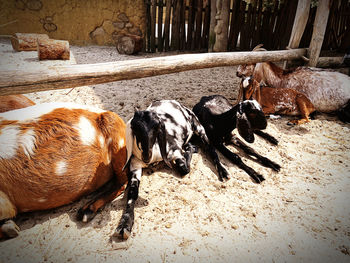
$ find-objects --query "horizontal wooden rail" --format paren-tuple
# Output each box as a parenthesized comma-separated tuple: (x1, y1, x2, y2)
(0, 48, 307, 96)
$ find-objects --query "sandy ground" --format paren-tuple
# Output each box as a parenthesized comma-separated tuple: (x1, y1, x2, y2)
(0, 40, 350, 263)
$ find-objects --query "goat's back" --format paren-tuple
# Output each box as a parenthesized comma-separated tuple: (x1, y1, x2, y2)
(0, 95, 35, 113)
(255, 63, 350, 112)
(0, 103, 126, 214)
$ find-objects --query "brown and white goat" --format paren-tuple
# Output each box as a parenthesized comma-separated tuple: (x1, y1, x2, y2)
(236, 47, 350, 121)
(0, 95, 35, 113)
(241, 76, 316, 125)
(0, 103, 128, 239)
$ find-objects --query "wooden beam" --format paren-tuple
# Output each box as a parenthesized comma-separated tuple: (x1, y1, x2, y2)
(284, 0, 311, 68)
(307, 0, 330, 67)
(0, 48, 307, 96)
(287, 0, 311, 49)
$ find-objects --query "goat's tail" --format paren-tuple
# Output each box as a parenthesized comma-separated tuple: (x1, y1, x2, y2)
(337, 100, 350, 123)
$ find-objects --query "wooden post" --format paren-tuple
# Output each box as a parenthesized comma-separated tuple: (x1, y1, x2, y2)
(11, 33, 49, 51)
(0, 48, 307, 96)
(213, 0, 230, 52)
(307, 0, 330, 67)
(208, 0, 217, 52)
(284, 0, 311, 68)
(37, 39, 70, 60)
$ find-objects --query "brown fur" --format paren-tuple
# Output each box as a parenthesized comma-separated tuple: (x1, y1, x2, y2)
(242, 77, 316, 125)
(237, 61, 350, 113)
(0, 95, 35, 113)
(0, 105, 128, 238)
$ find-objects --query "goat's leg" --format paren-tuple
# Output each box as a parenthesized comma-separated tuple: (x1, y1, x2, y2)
(228, 135, 281, 171)
(115, 163, 142, 240)
(0, 192, 19, 239)
(215, 143, 265, 183)
(183, 142, 198, 170)
(77, 180, 127, 223)
(0, 220, 20, 239)
(253, 130, 279, 145)
(191, 118, 230, 181)
(288, 95, 315, 125)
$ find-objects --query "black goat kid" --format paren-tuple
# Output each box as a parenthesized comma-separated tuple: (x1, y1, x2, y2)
(115, 100, 229, 239)
(193, 95, 281, 183)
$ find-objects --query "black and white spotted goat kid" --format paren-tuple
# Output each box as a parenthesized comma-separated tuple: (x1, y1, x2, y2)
(115, 100, 229, 239)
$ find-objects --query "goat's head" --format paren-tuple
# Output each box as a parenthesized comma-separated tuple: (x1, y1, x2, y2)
(126, 110, 170, 166)
(236, 44, 267, 78)
(236, 100, 267, 143)
(236, 64, 256, 78)
(241, 76, 257, 100)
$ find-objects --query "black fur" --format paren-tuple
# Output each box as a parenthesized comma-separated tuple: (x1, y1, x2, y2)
(193, 95, 281, 183)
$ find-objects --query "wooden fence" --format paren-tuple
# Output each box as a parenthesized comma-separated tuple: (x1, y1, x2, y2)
(145, 0, 350, 53)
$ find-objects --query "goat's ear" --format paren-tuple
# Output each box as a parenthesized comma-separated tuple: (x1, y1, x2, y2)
(246, 101, 267, 130)
(237, 104, 255, 143)
(123, 119, 134, 170)
(156, 116, 172, 168)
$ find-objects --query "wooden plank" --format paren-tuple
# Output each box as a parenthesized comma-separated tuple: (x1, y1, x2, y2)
(287, 0, 311, 49)
(171, 0, 180, 50)
(228, 0, 241, 50)
(201, 1, 210, 50)
(261, 7, 270, 48)
(253, 0, 263, 49)
(308, 0, 330, 67)
(232, 0, 243, 50)
(180, 0, 186, 50)
(0, 48, 308, 96)
(158, 0, 164, 52)
(238, 1, 247, 50)
(163, 0, 172, 51)
(268, 0, 279, 50)
(146, 0, 152, 51)
(194, 0, 203, 50)
(282, 0, 298, 49)
(187, 0, 195, 50)
(150, 0, 157, 52)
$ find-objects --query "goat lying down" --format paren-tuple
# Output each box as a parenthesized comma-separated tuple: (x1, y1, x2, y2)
(116, 100, 229, 239)
(193, 95, 281, 184)
(236, 48, 350, 122)
(241, 76, 316, 125)
(0, 103, 128, 239)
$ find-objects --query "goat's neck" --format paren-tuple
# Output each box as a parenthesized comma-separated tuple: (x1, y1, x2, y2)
(252, 84, 261, 103)
(214, 105, 238, 126)
(255, 62, 282, 87)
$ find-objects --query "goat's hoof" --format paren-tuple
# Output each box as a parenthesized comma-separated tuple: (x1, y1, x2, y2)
(114, 227, 131, 240)
(1, 220, 20, 238)
(77, 206, 96, 223)
(287, 121, 297, 126)
(219, 168, 230, 182)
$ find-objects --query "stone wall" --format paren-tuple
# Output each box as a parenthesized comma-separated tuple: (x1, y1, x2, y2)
(0, 0, 147, 46)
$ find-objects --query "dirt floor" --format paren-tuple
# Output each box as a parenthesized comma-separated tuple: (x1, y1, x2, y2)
(0, 40, 350, 263)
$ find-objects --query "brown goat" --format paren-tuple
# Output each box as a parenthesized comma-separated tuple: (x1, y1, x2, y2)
(0, 95, 35, 113)
(0, 103, 128, 239)
(241, 76, 316, 125)
(236, 46, 350, 121)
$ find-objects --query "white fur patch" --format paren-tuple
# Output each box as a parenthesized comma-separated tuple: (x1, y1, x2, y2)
(19, 129, 36, 157)
(0, 102, 105, 122)
(0, 126, 20, 159)
(242, 77, 251, 88)
(55, 160, 67, 176)
(119, 138, 125, 148)
(98, 135, 105, 147)
(74, 116, 96, 146)
(248, 99, 262, 111)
